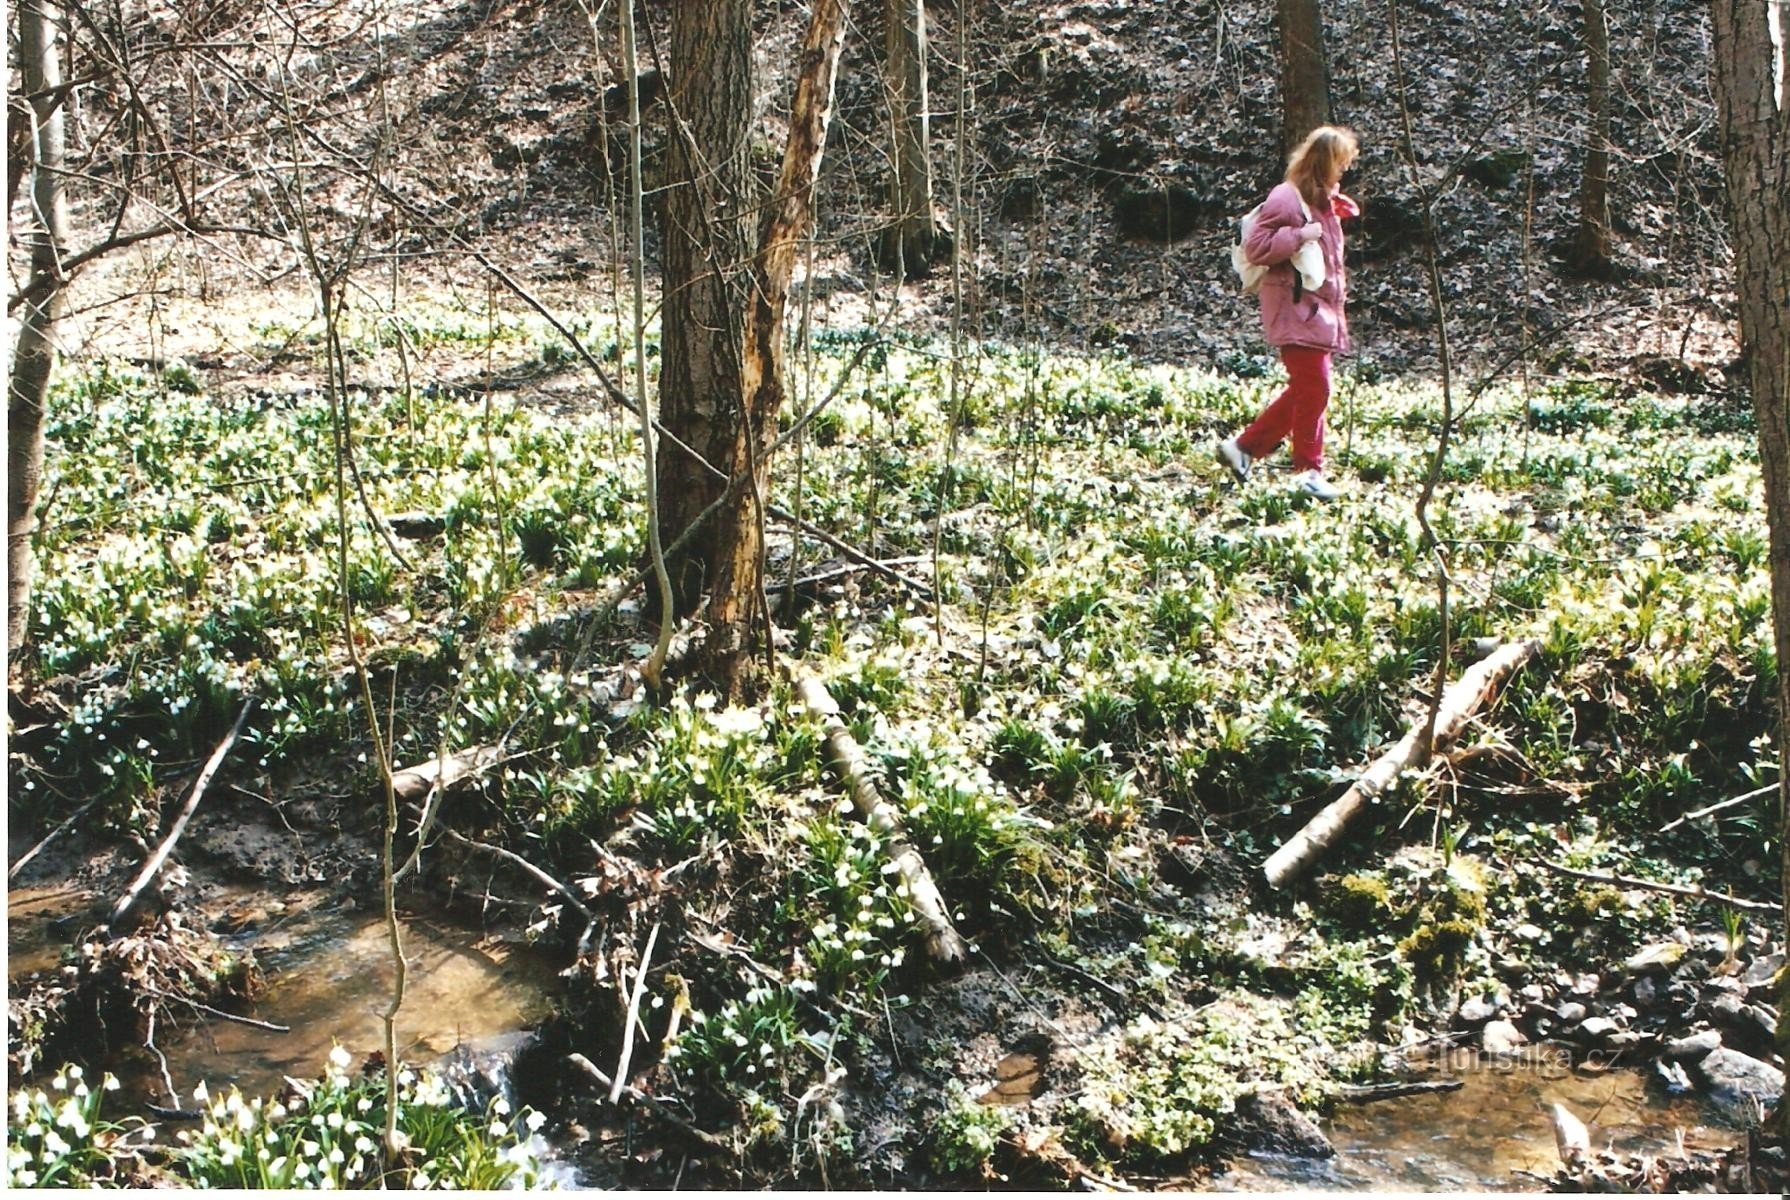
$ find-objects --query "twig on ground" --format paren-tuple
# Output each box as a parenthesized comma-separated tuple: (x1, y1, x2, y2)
(1658, 783, 1778, 833)
(109, 699, 254, 932)
(8, 797, 99, 881)
(1535, 857, 1778, 914)
(427, 818, 596, 925)
(147, 990, 291, 1033)
(609, 920, 661, 1104)
(567, 1052, 731, 1153)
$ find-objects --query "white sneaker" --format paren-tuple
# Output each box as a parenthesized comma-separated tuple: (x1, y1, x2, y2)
(1294, 469, 1341, 500)
(1215, 438, 1252, 484)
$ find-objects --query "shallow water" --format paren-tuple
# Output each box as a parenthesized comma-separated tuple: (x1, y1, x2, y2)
(1207, 1054, 1741, 1192)
(7, 883, 561, 1110)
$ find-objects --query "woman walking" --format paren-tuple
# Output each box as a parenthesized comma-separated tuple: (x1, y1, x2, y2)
(1217, 125, 1360, 500)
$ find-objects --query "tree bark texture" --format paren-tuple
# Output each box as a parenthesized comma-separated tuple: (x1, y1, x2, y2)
(705, 0, 851, 699)
(1708, 0, 1789, 1141)
(8, 0, 70, 659)
(657, 0, 756, 618)
(1570, 0, 1613, 276)
(1276, 0, 1332, 151)
(880, 0, 939, 273)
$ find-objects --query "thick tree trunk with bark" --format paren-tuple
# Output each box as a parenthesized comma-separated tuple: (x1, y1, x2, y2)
(1708, 0, 1790, 1142)
(1276, 0, 1332, 151)
(656, 0, 755, 618)
(1569, 0, 1614, 277)
(8, 0, 70, 660)
(878, 0, 941, 274)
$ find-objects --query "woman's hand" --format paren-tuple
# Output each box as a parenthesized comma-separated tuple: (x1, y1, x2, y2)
(1299, 221, 1324, 243)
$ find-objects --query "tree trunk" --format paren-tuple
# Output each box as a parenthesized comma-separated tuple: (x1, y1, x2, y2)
(1708, 0, 1790, 1143)
(705, 0, 851, 700)
(8, 0, 70, 661)
(1569, 0, 1613, 277)
(656, 0, 756, 618)
(1276, 0, 1332, 151)
(878, 0, 939, 274)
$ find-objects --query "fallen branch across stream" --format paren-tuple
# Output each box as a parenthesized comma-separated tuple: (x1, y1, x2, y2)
(1334, 1079, 1464, 1104)
(1263, 639, 1540, 889)
(109, 700, 254, 932)
(792, 673, 967, 964)
(1535, 857, 1779, 914)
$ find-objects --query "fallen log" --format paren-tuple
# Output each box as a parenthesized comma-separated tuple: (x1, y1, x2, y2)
(109, 700, 254, 932)
(792, 673, 967, 964)
(1262, 639, 1541, 889)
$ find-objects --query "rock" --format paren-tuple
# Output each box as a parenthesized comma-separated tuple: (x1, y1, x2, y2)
(1576, 1016, 1621, 1042)
(1482, 1019, 1529, 1056)
(1571, 973, 1601, 997)
(387, 512, 447, 540)
(1633, 976, 1658, 1007)
(1514, 922, 1547, 943)
(1520, 983, 1547, 1004)
(1695, 1047, 1786, 1117)
(1662, 1029, 1722, 1062)
(1743, 953, 1785, 995)
(1232, 1089, 1335, 1160)
(1459, 995, 1498, 1025)
(1556, 1002, 1589, 1025)
(1625, 941, 1687, 973)
(1655, 1059, 1694, 1095)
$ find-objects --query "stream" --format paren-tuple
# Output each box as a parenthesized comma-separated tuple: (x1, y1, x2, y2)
(1208, 1054, 1742, 1192)
(7, 882, 561, 1112)
(8, 883, 1748, 1191)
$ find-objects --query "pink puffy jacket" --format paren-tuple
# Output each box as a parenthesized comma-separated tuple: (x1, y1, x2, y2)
(1244, 181, 1359, 353)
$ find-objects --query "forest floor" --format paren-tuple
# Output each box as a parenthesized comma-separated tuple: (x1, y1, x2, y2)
(8, 0, 1785, 1192)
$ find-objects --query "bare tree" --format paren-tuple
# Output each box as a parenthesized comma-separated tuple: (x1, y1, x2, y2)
(8, 0, 70, 660)
(1708, 0, 1790, 1140)
(658, 0, 852, 697)
(1276, 0, 1333, 149)
(1568, 0, 1614, 277)
(878, 0, 942, 274)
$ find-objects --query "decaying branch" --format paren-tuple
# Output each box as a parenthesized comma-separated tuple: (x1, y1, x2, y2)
(1262, 639, 1540, 888)
(109, 700, 254, 932)
(1536, 856, 1778, 914)
(792, 672, 967, 963)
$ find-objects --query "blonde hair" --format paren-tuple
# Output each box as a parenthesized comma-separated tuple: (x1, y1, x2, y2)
(1287, 126, 1359, 207)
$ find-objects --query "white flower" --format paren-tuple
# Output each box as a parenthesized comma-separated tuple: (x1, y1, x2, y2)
(328, 1045, 353, 1070)
(525, 1110, 546, 1133)
(42, 1130, 71, 1156)
(193, 1080, 210, 1105)
(492, 1097, 511, 1116)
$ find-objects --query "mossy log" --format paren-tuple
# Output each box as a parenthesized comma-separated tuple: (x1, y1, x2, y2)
(791, 673, 968, 964)
(1262, 639, 1541, 889)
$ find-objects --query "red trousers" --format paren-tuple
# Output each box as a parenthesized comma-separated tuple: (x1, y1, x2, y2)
(1237, 346, 1331, 473)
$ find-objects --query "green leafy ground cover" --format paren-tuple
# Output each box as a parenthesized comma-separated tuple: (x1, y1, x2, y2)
(10, 310, 1779, 1181)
